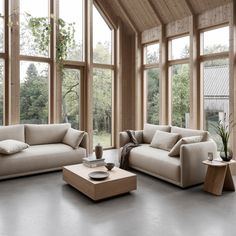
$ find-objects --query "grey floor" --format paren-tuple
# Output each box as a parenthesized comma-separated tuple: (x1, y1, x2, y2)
(1, 150, 236, 236)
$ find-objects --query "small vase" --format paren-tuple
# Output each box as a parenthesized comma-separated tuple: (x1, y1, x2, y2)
(95, 143, 103, 159)
(220, 146, 233, 162)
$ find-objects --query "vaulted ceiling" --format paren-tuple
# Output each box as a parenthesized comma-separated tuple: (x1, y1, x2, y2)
(97, 0, 232, 33)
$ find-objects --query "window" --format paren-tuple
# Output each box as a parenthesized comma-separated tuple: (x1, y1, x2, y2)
(0, 59, 3, 125)
(168, 36, 190, 60)
(20, 61, 49, 124)
(92, 4, 114, 148)
(143, 42, 160, 124)
(201, 26, 229, 149)
(168, 36, 190, 128)
(93, 5, 112, 65)
(201, 26, 229, 55)
(20, 0, 50, 57)
(59, 0, 84, 61)
(0, 0, 4, 52)
(170, 64, 190, 127)
(144, 68, 160, 124)
(61, 69, 81, 129)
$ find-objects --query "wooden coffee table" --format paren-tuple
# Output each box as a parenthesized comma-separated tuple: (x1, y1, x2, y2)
(202, 159, 235, 196)
(63, 164, 137, 201)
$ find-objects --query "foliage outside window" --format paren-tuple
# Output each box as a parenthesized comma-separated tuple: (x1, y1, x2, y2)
(20, 62, 49, 124)
(171, 64, 190, 128)
(0, 60, 3, 125)
(145, 68, 160, 124)
(144, 43, 159, 64)
(62, 69, 80, 129)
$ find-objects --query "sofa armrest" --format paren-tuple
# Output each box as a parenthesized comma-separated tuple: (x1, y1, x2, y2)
(79, 132, 88, 156)
(180, 140, 217, 188)
(119, 130, 143, 147)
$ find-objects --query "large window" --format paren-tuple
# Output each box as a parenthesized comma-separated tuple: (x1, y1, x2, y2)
(0, 60, 3, 125)
(0, 0, 4, 124)
(201, 26, 229, 148)
(59, 0, 84, 61)
(143, 42, 160, 124)
(61, 69, 81, 129)
(92, 4, 114, 148)
(168, 36, 190, 127)
(20, 61, 49, 124)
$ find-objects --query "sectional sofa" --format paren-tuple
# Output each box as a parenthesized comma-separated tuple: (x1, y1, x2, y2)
(119, 124, 217, 188)
(0, 123, 88, 180)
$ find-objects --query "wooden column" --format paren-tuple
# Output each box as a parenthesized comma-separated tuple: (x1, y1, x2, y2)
(160, 25, 168, 125)
(9, 0, 19, 124)
(189, 15, 200, 129)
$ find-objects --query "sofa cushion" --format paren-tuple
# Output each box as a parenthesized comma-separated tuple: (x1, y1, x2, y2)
(143, 124, 171, 143)
(63, 128, 84, 148)
(0, 125, 25, 142)
(150, 130, 180, 151)
(0, 144, 86, 177)
(129, 144, 180, 182)
(25, 123, 71, 145)
(171, 126, 209, 139)
(0, 139, 29, 154)
(168, 136, 203, 157)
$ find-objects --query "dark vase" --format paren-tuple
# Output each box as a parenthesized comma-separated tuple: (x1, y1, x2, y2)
(95, 143, 103, 159)
(220, 146, 233, 162)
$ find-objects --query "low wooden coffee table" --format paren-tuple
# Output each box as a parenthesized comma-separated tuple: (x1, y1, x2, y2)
(63, 164, 137, 201)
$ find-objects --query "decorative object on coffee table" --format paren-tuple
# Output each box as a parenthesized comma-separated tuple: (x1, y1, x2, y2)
(88, 171, 109, 180)
(82, 157, 105, 168)
(105, 162, 115, 171)
(213, 114, 235, 162)
(208, 152, 214, 161)
(95, 143, 103, 159)
(202, 159, 235, 195)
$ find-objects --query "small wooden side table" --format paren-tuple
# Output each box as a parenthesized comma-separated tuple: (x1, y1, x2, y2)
(202, 159, 235, 196)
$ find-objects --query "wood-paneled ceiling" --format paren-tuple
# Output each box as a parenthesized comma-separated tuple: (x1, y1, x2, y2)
(97, 0, 232, 33)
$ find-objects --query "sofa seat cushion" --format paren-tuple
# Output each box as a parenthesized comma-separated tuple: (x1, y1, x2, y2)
(0, 143, 86, 177)
(0, 125, 25, 142)
(25, 123, 71, 145)
(143, 124, 171, 143)
(129, 144, 180, 182)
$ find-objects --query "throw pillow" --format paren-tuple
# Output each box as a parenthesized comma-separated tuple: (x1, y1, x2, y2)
(168, 135, 203, 157)
(0, 139, 29, 155)
(63, 128, 84, 149)
(150, 130, 180, 151)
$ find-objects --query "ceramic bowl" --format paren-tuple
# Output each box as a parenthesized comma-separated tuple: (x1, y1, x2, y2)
(105, 162, 115, 171)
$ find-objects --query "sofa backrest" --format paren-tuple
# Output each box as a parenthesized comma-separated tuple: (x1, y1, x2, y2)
(25, 123, 71, 145)
(0, 125, 25, 142)
(143, 124, 171, 143)
(171, 126, 208, 140)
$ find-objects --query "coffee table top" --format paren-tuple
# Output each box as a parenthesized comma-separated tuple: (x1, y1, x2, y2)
(63, 164, 136, 185)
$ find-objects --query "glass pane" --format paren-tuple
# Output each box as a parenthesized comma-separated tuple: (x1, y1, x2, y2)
(144, 43, 159, 64)
(145, 68, 160, 124)
(169, 36, 190, 60)
(201, 26, 229, 55)
(171, 64, 190, 128)
(0, 0, 4, 52)
(20, 61, 49, 124)
(0, 59, 4, 125)
(20, 0, 49, 57)
(203, 59, 229, 150)
(93, 68, 112, 148)
(59, 0, 83, 61)
(62, 69, 80, 129)
(93, 5, 112, 64)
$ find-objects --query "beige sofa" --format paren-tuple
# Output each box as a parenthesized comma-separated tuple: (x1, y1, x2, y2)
(119, 124, 217, 188)
(0, 123, 88, 180)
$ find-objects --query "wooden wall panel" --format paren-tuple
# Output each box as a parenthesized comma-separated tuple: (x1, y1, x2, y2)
(141, 26, 161, 44)
(166, 16, 191, 38)
(198, 3, 231, 29)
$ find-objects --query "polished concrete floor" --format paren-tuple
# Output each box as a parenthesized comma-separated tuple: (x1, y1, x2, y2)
(1, 152, 236, 236)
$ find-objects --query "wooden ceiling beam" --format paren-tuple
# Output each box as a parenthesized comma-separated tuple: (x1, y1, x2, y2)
(184, 0, 195, 15)
(116, 0, 139, 33)
(147, 0, 164, 25)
